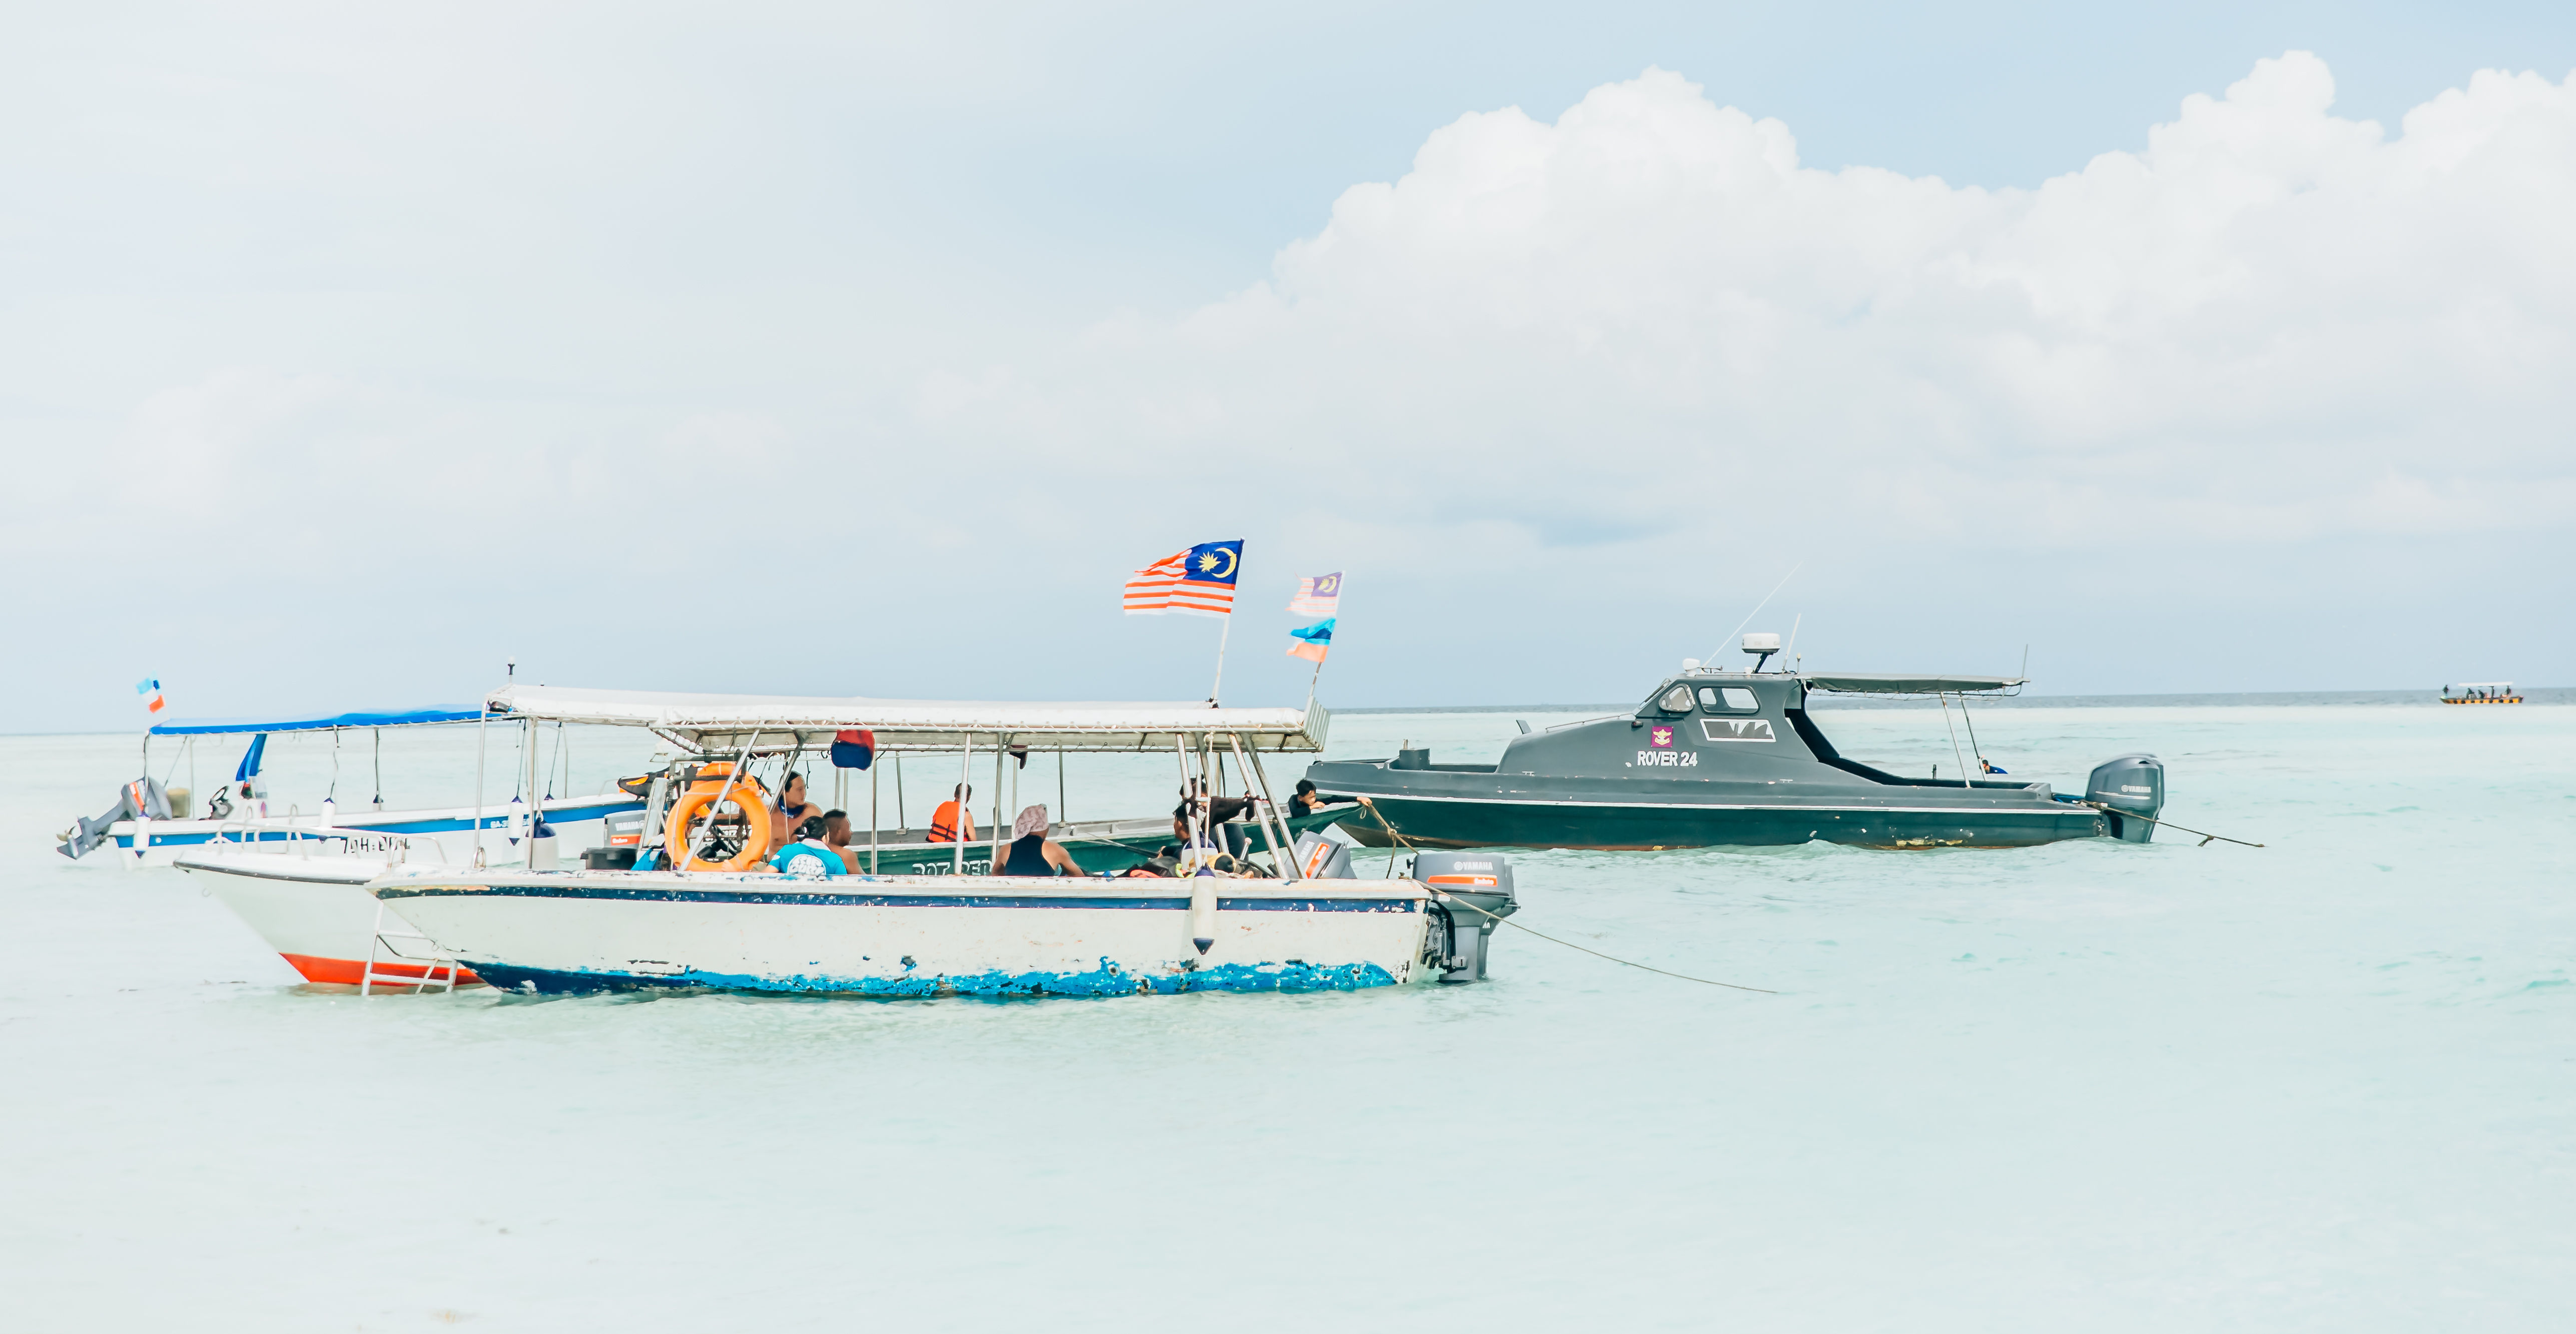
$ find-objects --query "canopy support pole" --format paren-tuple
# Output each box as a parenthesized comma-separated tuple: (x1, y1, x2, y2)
(1234, 734, 1296, 882)
(991, 738, 1007, 877)
(471, 708, 489, 869)
(686, 731, 761, 871)
(1938, 693, 1974, 790)
(953, 736, 973, 876)
(1175, 734, 1206, 861)
(525, 719, 541, 841)
(869, 761, 879, 875)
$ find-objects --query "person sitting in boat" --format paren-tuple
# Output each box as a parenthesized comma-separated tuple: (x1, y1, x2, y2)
(821, 809, 861, 872)
(1979, 758, 2008, 776)
(1172, 782, 1258, 855)
(771, 771, 823, 845)
(929, 785, 976, 843)
(998, 805, 1084, 877)
(764, 815, 844, 877)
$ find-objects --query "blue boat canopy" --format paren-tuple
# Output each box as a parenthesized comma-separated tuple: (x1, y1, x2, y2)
(148, 706, 483, 737)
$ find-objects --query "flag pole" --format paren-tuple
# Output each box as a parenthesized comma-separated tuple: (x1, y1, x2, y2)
(1209, 611, 1232, 705)
(1306, 577, 1339, 711)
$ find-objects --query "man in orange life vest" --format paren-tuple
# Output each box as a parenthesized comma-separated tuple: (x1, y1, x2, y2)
(928, 785, 976, 843)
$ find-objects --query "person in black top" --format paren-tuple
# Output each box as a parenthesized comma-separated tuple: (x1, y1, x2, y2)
(1171, 782, 1260, 855)
(1287, 779, 1353, 818)
(999, 805, 1083, 877)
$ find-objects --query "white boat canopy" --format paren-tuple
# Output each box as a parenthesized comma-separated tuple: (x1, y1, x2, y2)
(483, 685, 1331, 754)
(1798, 673, 2028, 696)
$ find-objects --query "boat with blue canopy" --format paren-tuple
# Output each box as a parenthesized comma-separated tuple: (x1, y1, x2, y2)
(66, 697, 647, 990)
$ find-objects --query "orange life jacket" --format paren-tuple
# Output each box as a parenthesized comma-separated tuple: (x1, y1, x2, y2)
(929, 800, 973, 843)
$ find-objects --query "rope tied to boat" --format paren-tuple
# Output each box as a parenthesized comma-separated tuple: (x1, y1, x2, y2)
(1353, 796, 1776, 995)
(2080, 802, 2265, 848)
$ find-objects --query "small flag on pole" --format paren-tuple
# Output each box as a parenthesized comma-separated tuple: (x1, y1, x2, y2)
(136, 678, 165, 714)
(1287, 572, 1342, 615)
(1285, 618, 1335, 663)
(1124, 540, 1243, 618)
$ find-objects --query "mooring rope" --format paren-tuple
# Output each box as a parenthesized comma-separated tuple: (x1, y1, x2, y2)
(1353, 796, 1775, 994)
(2081, 802, 2264, 848)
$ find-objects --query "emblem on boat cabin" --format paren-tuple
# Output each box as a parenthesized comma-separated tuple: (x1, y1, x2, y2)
(1638, 723, 1698, 767)
(1699, 718, 1777, 743)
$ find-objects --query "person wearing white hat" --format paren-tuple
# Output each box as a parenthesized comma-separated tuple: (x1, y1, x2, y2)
(998, 805, 1083, 877)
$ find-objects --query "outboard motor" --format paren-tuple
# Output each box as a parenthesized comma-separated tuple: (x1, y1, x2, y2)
(1288, 830, 1357, 879)
(2086, 754, 2165, 843)
(57, 777, 171, 859)
(1411, 850, 1520, 984)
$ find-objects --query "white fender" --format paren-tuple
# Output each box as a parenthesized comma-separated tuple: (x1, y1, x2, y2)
(1189, 873, 1217, 954)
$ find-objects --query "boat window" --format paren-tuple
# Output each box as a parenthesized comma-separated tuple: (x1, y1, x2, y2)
(1699, 687, 1758, 712)
(1658, 686, 1693, 713)
(1721, 688, 1757, 711)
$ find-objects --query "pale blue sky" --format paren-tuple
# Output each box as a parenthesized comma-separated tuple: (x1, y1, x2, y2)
(3, 3, 2571, 729)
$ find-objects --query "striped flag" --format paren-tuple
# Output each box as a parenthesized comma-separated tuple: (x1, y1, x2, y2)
(1287, 571, 1342, 615)
(136, 677, 165, 715)
(1123, 540, 1244, 618)
(1285, 618, 1334, 663)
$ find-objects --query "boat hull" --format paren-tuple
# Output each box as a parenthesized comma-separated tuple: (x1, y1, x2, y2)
(1339, 793, 2102, 860)
(1326, 789, 2109, 851)
(372, 868, 1432, 997)
(174, 850, 480, 987)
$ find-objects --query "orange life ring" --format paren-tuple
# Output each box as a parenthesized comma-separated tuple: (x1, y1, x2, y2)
(666, 771, 773, 872)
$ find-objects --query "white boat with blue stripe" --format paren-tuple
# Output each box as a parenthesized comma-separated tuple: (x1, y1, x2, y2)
(60, 705, 641, 865)
(365, 685, 1518, 998)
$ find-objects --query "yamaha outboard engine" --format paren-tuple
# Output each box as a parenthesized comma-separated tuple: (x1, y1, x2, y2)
(2086, 754, 2165, 843)
(57, 777, 171, 859)
(1411, 851, 1519, 983)
(1288, 830, 1358, 879)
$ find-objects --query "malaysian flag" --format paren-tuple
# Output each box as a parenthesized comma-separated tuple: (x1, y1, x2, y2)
(1123, 540, 1244, 618)
(1287, 571, 1342, 615)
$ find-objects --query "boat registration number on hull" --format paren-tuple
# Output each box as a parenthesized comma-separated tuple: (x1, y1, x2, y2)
(1636, 750, 1699, 768)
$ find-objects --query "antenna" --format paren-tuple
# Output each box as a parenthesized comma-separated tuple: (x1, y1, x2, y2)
(1784, 613, 1802, 669)
(1705, 562, 1802, 664)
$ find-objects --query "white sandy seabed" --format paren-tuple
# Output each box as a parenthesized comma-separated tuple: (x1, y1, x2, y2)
(2, 703, 2570, 1331)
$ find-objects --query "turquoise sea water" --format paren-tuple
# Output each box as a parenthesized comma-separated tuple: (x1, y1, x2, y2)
(4, 703, 2571, 1330)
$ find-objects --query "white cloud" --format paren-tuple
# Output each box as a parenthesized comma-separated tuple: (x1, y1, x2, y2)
(926, 54, 2576, 554)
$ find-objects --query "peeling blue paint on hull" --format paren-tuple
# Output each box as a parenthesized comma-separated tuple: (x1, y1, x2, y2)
(472, 958, 1402, 998)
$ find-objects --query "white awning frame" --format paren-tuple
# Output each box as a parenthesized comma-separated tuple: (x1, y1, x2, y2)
(483, 685, 1331, 754)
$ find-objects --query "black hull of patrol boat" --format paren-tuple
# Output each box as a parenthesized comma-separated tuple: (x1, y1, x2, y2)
(1311, 670, 2160, 853)
(1335, 788, 2107, 851)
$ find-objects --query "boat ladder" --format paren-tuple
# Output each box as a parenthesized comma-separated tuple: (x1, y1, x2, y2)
(357, 900, 460, 996)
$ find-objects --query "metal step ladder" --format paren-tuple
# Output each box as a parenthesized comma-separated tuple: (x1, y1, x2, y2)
(357, 900, 461, 995)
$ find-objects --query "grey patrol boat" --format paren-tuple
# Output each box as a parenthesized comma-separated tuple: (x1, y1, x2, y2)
(1308, 654, 2165, 851)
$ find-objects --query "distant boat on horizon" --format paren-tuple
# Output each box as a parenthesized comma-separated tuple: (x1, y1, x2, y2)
(2440, 682, 2522, 704)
